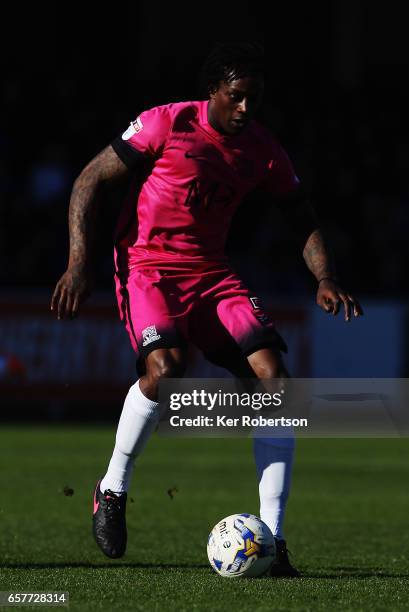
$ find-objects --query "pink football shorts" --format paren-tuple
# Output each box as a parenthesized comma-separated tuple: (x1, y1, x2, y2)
(115, 262, 287, 368)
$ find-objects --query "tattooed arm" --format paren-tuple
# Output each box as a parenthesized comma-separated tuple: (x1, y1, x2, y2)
(303, 228, 336, 282)
(51, 146, 131, 319)
(277, 192, 363, 321)
(303, 228, 363, 321)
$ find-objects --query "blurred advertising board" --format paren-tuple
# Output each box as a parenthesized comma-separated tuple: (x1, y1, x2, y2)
(0, 293, 310, 410)
(1, 293, 405, 417)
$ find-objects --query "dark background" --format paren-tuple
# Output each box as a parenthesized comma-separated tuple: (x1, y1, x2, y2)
(2, 2, 408, 298)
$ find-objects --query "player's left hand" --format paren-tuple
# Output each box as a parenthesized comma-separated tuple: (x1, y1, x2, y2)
(316, 279, 363, 322)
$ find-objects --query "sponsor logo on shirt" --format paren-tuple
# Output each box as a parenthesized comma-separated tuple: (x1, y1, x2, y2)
(142, 325, 161, 347)
(122, 116, 144, 140)
(185, 178, 236, 209)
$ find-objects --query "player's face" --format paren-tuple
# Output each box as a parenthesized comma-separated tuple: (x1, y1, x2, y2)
(208, 75, 264, 136)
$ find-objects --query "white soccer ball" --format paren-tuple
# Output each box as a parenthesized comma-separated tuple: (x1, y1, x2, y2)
(207, 513, 276, 578)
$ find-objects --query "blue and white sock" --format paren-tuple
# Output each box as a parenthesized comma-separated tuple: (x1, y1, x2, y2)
(253, 437, 295, 540)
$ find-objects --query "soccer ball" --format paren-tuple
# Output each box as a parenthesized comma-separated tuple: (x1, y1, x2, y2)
(207, 513, 276, 578)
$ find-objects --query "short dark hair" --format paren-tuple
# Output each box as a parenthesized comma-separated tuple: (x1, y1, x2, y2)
(199, 41, 264, 96)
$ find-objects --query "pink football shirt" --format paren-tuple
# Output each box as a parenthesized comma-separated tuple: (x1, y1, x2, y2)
(114, 101, 300, 271)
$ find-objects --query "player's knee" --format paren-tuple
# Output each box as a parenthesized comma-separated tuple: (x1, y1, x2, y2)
(147, 352, 186, 381)
(251, 357, 287, 380)
(247, 348, 289, 380)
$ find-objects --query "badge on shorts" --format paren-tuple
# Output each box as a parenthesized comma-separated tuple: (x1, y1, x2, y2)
(122, 116, 144, 140)
(249, 296, 261, 310)
(142, 325, 161, 347)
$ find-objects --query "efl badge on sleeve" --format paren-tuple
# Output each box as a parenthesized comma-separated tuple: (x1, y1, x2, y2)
(122, 116, 144, 140)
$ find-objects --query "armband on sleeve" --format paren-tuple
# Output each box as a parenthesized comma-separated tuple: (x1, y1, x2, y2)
(111, 136, 147, 169)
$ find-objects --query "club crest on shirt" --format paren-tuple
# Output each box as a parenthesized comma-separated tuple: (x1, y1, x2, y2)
(142, 325, 161, 346)
(122, 116, 144, 140)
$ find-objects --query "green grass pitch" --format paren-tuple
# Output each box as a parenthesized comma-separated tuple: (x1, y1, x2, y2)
(0, 426, 408, 611)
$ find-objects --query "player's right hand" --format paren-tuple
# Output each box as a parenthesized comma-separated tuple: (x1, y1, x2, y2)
(51, 266, 91, 320)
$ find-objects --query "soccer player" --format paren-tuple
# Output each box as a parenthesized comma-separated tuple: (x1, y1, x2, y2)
(51, 42, 362, 576)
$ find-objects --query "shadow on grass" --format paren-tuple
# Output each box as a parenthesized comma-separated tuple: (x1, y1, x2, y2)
(2, 563, 408, 579)
(0, 562, 210, 570)
(303, 567, 409, 579)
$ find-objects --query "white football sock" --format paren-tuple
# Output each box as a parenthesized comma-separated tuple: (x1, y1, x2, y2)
(100, 380, 162, 495)
(253, 438, 295, 540)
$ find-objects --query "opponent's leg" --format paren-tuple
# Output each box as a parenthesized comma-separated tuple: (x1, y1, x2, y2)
(93, 348, 186, 558)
